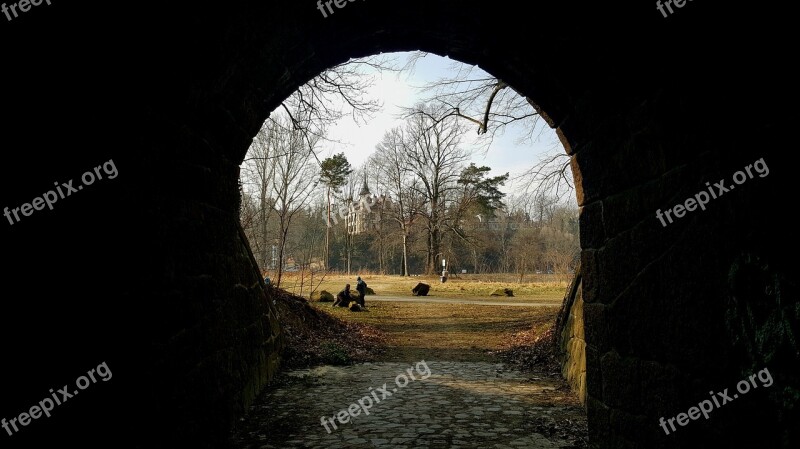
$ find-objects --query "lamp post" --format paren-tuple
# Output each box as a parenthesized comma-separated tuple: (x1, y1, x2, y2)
(436, 253, 448, 283)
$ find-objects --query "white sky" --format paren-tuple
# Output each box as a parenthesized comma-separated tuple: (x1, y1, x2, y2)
(307, 52, 571, 201)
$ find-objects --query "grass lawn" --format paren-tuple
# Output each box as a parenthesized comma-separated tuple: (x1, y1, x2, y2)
(310, 299, 561, 363)
(280, 273, 569, 301)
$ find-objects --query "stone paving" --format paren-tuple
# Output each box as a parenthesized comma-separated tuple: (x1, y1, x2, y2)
(230, 361, 586, 448)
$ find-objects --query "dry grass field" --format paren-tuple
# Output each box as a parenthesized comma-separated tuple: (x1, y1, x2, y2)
(310, 299, 561, 363)
(277, 272, 569, 301)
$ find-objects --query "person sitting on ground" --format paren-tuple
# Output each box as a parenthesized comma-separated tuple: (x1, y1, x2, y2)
(355, 276, 367, 306)
(333, 284, 353, 307)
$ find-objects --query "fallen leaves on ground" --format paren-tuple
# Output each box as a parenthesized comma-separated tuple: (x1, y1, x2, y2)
(490, 326, 588, 447)
(491, 326, 560, 374)
(269, 285, 387, 369)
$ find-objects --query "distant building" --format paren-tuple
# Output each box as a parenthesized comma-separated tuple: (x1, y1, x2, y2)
(346, 178, 390, 235)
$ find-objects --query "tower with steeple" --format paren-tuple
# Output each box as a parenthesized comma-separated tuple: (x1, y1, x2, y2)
(348, 174, 374, 235)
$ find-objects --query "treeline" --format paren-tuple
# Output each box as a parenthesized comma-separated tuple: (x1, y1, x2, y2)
(242, 190, 578, 279)
(239, 104, 579, 286)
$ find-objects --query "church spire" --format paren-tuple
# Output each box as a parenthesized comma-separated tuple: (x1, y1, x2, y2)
(359, 173, 370, 197)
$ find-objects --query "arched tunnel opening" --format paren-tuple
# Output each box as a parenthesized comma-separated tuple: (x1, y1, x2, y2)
(232, 47, 588, 446)
(0, 1, 797, 448)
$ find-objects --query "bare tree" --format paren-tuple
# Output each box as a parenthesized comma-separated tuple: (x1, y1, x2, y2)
(409, 57, 574, 202)
(406, 61, 542, 143)
(541, 206, 580, 281)
(511, 224, 543, 282)
(274, 55, 405, 156)
(362, 158, 393, 274)
(239, 53, 580, 279)
(371, 128, 427, 276)
(240, 126, 281, 270)
(238, 189, 259, 244)
(513, 150, 574, 205)
(264, 113, 320, 287)
(293, 205, 325, 296)
(340, 172, 360, 275)
(403, 103, 472, 274)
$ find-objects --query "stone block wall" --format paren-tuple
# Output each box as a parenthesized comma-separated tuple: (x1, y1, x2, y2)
(557, 272, 587, 406)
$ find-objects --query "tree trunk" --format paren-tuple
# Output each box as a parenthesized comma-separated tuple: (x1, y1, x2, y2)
(260, 190, 269, 271)
(378, 233, 384, 274)
(325, 186, 331, 270)
(276, 222, 288, 287)
(402, 232, 409, 276)
(345, 205, 352, 275)
(426, 225, 435, 274)
(429, 227, 440, 275)
(347, 244, 351, 275)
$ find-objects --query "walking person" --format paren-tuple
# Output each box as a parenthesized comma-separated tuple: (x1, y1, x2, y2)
(355, 276, 367, 306)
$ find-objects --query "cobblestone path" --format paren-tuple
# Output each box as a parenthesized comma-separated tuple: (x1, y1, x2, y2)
(230, 361, 586, 448)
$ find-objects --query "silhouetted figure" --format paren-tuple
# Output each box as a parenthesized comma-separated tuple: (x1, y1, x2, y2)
(355, 276, 367, 306)
(333, 284, 352, 307)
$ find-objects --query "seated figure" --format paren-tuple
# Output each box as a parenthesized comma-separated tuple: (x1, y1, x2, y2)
(332, 283, 353, 307)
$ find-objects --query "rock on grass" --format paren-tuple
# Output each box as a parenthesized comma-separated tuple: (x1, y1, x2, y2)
(490, 288, 514, 297)
(412, 283, 430, 296)
(348, 302, 364, 312)
(310, 290, 334, 302)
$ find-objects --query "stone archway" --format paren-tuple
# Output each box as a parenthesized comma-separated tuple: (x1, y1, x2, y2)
(1, 1, 796, 448)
